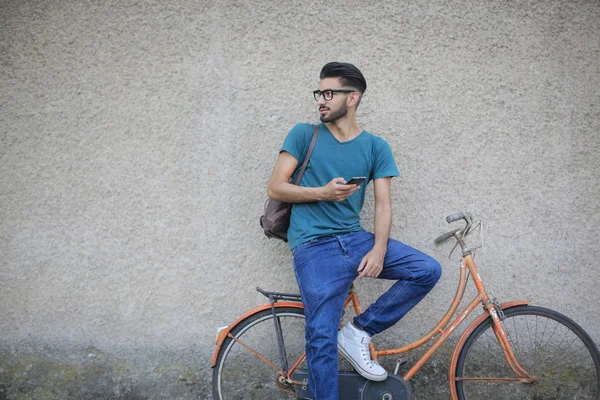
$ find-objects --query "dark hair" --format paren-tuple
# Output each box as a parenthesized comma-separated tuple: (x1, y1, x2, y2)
(319, 62, 367, 96)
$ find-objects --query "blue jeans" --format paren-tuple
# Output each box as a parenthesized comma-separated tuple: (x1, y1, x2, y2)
(292, 230, 442, 400)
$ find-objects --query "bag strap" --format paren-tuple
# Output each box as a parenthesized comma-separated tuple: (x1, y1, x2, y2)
(293, 125, 319, 185)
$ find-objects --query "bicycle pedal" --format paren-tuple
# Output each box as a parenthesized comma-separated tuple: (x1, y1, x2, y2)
(394, 358, 407, 375)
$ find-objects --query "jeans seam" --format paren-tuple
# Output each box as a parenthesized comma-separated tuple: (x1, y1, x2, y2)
(357, 270, 415, 334)
(293, 261, 317, 392)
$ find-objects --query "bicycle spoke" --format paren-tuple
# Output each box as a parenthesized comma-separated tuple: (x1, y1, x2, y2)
(511, 314, 525, 370)
(213, 308, 306, 400)
(226, 333, 283, 374)
(455, 306, 600, 400)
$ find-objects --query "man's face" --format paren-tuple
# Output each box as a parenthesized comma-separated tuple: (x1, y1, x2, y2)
(317, 77, 350, 123)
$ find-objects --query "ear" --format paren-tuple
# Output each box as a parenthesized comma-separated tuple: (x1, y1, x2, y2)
(347, 91, 360, 108)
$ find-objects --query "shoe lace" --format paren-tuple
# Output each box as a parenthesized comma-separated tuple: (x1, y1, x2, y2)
(360, 340, 378, 369)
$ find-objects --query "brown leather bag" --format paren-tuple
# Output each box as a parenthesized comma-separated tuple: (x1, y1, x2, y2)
(260, 125, 319, 242)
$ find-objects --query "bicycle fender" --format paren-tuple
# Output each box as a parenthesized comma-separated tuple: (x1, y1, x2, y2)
(210, 301, 304, 368)
(448, 300, 530, 400)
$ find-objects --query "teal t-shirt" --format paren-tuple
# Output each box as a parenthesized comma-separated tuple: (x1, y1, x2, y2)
(281, 123, 400, 249)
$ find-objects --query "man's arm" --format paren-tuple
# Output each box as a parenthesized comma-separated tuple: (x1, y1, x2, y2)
(267, 151, 360, 203)
(357, 177, 393, 278)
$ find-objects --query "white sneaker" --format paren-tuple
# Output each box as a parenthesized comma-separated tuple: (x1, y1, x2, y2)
(337, 322, 388, 381)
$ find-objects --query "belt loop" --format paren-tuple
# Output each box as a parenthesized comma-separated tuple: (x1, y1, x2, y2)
(336, 236, 348, 256)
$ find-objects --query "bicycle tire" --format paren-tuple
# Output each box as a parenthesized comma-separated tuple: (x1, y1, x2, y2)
(455, 305, 600, 400)
(212, 307, 306, 400)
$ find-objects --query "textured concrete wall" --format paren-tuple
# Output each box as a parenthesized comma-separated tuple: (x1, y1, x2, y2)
(1, 0, 599, 398)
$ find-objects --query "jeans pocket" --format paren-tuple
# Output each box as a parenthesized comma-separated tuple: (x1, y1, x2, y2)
(292, 238, 318, 257)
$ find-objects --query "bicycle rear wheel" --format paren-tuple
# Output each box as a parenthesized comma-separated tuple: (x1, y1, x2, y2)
(212, 307, 306, 400)
(455, 305, 600, 400)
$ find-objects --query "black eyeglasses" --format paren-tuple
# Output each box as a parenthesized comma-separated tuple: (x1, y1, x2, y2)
(313, 89, 356, 101)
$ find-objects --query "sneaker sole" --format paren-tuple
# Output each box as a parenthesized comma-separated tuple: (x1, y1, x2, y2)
(337, 343, 388, 382)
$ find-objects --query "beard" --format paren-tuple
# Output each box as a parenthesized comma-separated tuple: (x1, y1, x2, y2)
(319, 102, 348, 123)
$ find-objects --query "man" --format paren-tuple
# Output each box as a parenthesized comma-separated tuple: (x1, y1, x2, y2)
(267, 62, 441, 400)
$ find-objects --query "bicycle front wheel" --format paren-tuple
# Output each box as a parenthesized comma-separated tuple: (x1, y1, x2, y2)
(455, 305, 600, 400)
(212, 307, 306, 400)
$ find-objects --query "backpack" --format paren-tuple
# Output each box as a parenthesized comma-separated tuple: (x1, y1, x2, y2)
(260, 125, 319, 242)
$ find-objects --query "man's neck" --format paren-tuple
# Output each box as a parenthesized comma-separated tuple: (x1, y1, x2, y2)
(325, 118, 362, 142)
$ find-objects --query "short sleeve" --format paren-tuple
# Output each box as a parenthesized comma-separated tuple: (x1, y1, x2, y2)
(372, 138, 400, 180)
(280, 123, 313, 163)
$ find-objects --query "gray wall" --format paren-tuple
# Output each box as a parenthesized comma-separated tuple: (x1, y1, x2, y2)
(1, 0, 599, 398)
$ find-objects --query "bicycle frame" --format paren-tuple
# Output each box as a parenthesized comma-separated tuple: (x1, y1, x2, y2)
(212, 232, 536, 399)
(369, 252, 533, 385)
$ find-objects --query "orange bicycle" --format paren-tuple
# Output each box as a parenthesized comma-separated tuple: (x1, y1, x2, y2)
(211, 213, 600, 399)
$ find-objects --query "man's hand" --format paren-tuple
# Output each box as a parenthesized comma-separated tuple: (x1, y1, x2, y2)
(320, 178, 361, 202)
(357, 246, 386, 278)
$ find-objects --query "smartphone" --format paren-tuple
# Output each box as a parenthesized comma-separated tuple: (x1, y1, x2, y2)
(345, 176, 366, 185)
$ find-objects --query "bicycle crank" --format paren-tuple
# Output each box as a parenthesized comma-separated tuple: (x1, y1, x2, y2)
(292, 370, 412, 400)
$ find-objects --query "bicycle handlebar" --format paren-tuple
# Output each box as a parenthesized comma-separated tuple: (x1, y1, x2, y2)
(446, 213, 472, 224)
(434, 227, 462, 245)
(435, 212, 474, 245)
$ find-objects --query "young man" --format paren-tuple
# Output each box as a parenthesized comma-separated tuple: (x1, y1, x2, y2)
(267, 62, 441, 400)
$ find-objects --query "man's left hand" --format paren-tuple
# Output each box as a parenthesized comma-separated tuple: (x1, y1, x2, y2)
(357, 247, 386, 278)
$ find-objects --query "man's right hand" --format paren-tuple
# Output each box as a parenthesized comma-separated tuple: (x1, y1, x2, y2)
(320, 178, 361, 202)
